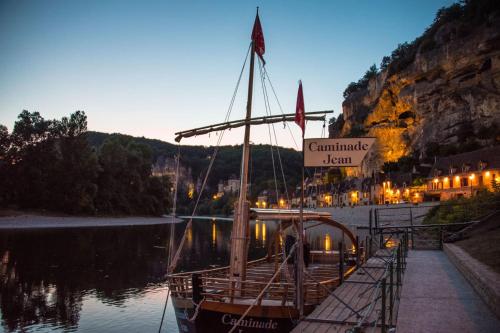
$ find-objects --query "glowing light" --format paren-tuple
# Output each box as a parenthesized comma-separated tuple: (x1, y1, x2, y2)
(444, 177, 449, 182)
(324, 233, 331, 251)
(415, 193, 420, 198)
(187, 226, 192, 245)
(485, 171, 491, 177)
(212, 194, 218, 200)
(279, 198, 285, 208)
(262, 201, 266, 208)
(255, 222, 260, 240)
(469, 174, 475, 180)
(433, 178, 439, 183)
(262, 223, 266, 242)
(212, 221, 216, 246)
(455, 176, 460, 181)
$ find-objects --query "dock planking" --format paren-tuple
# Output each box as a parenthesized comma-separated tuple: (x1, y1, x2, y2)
(292, 248, 401, 333)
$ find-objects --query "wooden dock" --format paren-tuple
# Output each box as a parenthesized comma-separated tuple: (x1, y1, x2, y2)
(292, 244, 406, 333)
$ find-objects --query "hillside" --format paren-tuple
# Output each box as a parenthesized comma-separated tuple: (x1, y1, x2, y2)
(330, 0, 500, 175)
(86, 131, 303, 198)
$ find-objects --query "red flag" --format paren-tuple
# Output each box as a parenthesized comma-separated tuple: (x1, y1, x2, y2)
(295, 81, 305, 136)
(251, 13, 265, 64)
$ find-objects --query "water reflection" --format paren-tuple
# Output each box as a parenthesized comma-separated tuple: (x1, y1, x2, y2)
(0, 219, 354, 332)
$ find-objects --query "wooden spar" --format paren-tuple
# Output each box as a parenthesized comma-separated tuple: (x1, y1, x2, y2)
(228, 38, 255, 293)
(174, 111, 333, 142)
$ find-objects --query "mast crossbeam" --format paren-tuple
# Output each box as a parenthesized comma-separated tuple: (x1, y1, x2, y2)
(174, 110, 333, 142)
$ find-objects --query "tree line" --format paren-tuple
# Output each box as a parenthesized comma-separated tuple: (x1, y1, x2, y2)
(1, 111, 304, 216)
(0, 111, 170, 215)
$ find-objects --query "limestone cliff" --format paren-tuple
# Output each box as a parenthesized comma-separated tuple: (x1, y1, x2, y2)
(331, 3, 500, 176)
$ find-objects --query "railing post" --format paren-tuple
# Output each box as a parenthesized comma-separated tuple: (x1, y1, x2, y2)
(381, 277, 387, 333)
(339, 241, 344, 284)
(356, 236, 360, 268)
(369, 235, 373, 258)
(365, 236, 369, 262)
(411, 223, 415, 250)
(389, 261, 394, 325)
(379, 230, 384, 249)
(406, 230, 409, 254)
(369, 208, 373, 236)
(396, 246, 401, 293)
(439, 226, 443, 250)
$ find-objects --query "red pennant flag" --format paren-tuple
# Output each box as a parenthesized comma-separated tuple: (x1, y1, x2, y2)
(251, 13, 265, 64)
(295, 81, 305, 136)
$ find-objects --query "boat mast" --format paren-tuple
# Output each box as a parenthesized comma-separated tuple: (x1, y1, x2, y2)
(229, 31, 256, 290)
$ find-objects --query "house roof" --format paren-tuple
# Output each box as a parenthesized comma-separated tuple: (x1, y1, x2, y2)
(429, 146, 500, 177)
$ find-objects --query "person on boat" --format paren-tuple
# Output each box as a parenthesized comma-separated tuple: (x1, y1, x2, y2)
(303, 236, 310, 268)
(284, 224, 296, 264)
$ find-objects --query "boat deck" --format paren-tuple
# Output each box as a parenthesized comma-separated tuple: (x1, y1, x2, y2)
(168, 254, 356, 306)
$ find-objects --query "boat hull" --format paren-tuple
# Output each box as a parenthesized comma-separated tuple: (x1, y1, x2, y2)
(172, 297, 304, 333)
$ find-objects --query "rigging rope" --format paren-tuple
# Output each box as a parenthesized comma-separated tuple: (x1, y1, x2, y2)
(258, 58, 280, 204)
(158, 145, 181, 333)
(263, 66, 300, 151)
(258, 58, 291, 204)
(228, 242, 298, 333)
(167, 43, 251, 273)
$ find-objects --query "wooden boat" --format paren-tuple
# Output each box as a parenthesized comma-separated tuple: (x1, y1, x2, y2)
(166, 10, 357, 333)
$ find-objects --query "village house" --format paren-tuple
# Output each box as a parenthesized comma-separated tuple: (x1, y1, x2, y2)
(217, 175, 240, 197)
(425, 146, 500, 200)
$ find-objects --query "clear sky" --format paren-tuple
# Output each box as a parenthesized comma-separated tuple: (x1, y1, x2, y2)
(0, 0, 455, 149)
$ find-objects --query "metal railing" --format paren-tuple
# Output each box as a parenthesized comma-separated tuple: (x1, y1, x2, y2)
(347, 233, 409, 333)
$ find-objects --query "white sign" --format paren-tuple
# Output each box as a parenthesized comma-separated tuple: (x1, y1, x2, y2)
(304, 138, 375, 167)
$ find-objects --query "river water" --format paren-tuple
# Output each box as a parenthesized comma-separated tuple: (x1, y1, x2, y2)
(0, 218, 357, 333)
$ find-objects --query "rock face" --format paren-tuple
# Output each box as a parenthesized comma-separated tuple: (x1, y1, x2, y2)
(332, 14, 500, 175)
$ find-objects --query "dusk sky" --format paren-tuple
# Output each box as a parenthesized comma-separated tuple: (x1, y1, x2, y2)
(0, 0, 455, 149)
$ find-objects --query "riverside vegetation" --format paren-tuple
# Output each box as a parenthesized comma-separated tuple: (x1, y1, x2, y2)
(0, 111, 303, 216)
(0, 111, 170, 215)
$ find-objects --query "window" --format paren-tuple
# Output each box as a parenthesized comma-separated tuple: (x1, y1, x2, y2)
(460, 178, 468, 187)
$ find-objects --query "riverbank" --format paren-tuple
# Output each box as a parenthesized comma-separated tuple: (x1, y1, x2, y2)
(0, 214, 182, 229)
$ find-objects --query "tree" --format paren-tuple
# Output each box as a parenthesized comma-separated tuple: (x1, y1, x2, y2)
(50, 112, 99, 213)
(380, 56, 391, 71)
(95, 136, 169, 215)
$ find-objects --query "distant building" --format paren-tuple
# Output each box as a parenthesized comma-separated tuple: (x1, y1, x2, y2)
(426, 146, 500, 200)
(217, 175, 240, 197)
(256, 190, 288, 209)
